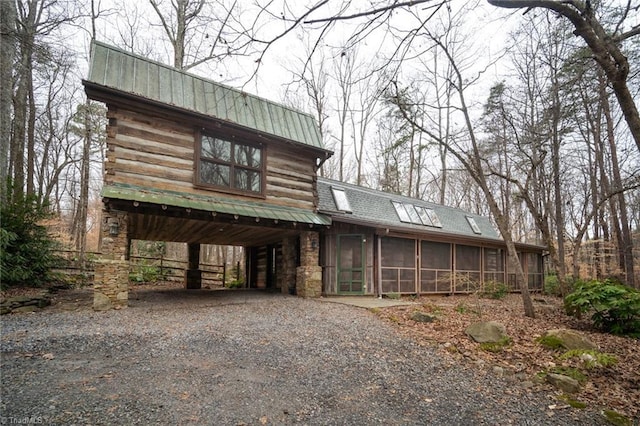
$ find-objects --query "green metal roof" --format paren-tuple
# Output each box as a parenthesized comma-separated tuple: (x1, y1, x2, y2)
(86, 41, 325, 151)
(101, 184, 331, 226)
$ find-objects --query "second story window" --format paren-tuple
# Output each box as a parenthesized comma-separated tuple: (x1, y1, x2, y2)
(197, 133, 263, 195)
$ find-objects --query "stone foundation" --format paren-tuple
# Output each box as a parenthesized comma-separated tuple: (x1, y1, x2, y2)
(94, 259, 129, 310)
(296, 266, 322, 298)
(94, 209, 129, 311)
(295, 231, 321, 297)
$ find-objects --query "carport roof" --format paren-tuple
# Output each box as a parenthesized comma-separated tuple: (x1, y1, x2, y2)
(102, 183, 332, 226)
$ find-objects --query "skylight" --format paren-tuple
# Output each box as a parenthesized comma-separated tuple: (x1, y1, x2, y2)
(331, 187, 352, 213)
(393, 201, 443, 228)
(392, 201, 411, 223)
(466, 216, 482, 234)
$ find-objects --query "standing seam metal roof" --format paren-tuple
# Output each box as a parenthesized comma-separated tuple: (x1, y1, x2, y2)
(86, 41, 325, 151)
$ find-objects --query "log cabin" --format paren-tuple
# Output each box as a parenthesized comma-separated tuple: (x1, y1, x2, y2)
(83, 42, 544, 310)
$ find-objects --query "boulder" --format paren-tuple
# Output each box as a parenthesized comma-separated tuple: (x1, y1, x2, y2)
(465, 321, 507, 343)
(546, 373, 580, 393)
(544, 329, 598, 351)
(11, 305, 39, 314)
(93, 292, 112, 311)
(411, 311, 437, 323)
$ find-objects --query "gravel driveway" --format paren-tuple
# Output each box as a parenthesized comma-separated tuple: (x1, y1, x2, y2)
(1, 288, 605, 425)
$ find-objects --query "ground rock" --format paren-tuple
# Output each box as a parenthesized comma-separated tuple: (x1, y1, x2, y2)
(465, 321, 507, 343)
(411, 311, 437, 323)
(93, 292, 112, 311)
(544, 329, 598, 350)
(546, 373, 580, 393)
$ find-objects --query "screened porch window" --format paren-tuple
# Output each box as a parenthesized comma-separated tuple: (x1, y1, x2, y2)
(380, 237, 416, 294)
(455, 244, 481, 292)
(420, 241, 452, 293)
(483, 248, 505, 284)
(198, 133, 263, 194)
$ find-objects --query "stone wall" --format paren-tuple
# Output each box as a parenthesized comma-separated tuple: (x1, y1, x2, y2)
(94, 259, 129, 310)
(296, 231, 322, 297)
(94, 209, 129, 310)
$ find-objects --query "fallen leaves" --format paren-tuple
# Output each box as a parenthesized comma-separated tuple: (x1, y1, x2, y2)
(375, 294, 640, 420)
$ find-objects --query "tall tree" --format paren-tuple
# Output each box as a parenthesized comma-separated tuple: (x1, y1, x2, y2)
(488, 0, 640, 154)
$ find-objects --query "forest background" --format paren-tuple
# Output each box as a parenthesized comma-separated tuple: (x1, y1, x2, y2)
(1, 0, 639, 290)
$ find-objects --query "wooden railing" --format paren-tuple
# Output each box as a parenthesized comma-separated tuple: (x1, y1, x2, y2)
(51, 250, 236, 287)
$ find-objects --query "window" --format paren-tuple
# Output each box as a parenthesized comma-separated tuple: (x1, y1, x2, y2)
(392, 201, 411, 223)
(198, 133, 263, 194)
(393, 201, 443, 228)
(331, 187, 352, 213)
(466, 216, 482, 234)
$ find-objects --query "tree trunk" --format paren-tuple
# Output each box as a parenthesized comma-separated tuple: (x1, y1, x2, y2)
(0, 0, 16, 202)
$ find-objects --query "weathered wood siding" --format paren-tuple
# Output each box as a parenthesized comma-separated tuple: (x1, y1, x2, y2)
(105, 107, 319, 210)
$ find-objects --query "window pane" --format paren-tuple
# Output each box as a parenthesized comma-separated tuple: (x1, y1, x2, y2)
(235, 168, 261, 192)
(235, 144, 261, 168)
(426, 208, 442, 227)
(484, 248, 504, 272)
(392, 201, 411, 223)
(415, 206, 433, 226)
(404, 204, 422, 224)
(331, 187, 352, 212)
(381, 237, 415, 268)
(421, 241, 451, 269)
(466, 216, 482, 234)
(456, 245, 480, 271)
(200, 161, 229, 186)
(201, 136, 231, 161)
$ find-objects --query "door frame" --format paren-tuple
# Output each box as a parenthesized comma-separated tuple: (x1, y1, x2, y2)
(336, 234, 365, 295)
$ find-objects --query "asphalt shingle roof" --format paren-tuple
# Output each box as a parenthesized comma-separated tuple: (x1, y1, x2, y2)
(317, 177, 502, 241)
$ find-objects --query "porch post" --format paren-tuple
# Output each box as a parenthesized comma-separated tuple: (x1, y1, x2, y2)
(94, 208, 129, 311)
(185, 243, 202, 289)
(280, 237, 297, 295)
(296, 231, 322, 298)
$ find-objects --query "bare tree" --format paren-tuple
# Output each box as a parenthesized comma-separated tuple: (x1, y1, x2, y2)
(488, 0, 640, 154)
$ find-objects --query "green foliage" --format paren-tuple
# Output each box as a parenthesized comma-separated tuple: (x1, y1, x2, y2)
(549, 366, 587, 383)
(129, 263, 164, 283)
(479, 336, 512, 353)
(225, 279, 244, 289)
(558, 394, 587, 409)
(536, 334, 565, 350)
(544, 273, 561, 296)
(0, 190, 60, 288)
(559, 349, 618, 369)
(602, 409, 631, 426)
(480, 281, 508, 299)
(564, 279, 640, 336)
(385, 292, 401, 300)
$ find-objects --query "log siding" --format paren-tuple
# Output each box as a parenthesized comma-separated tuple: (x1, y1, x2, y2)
(105, 107, 319, 210)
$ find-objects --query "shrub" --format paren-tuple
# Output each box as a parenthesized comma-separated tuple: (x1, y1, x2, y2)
(0, 191, 60, 289)
(564, 279, 640, 337)
(481, 281, 508, 299)
(129, 263, 163, 283)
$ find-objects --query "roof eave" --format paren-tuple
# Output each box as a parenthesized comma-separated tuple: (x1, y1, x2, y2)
(83, 80, 334, 158)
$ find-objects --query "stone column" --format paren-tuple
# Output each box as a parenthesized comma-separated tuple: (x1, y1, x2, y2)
(296, 231, 322, 298)
(94, 209, 129, 311)
(185, 243, 202, 289)
(280, 237, 297, 295)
